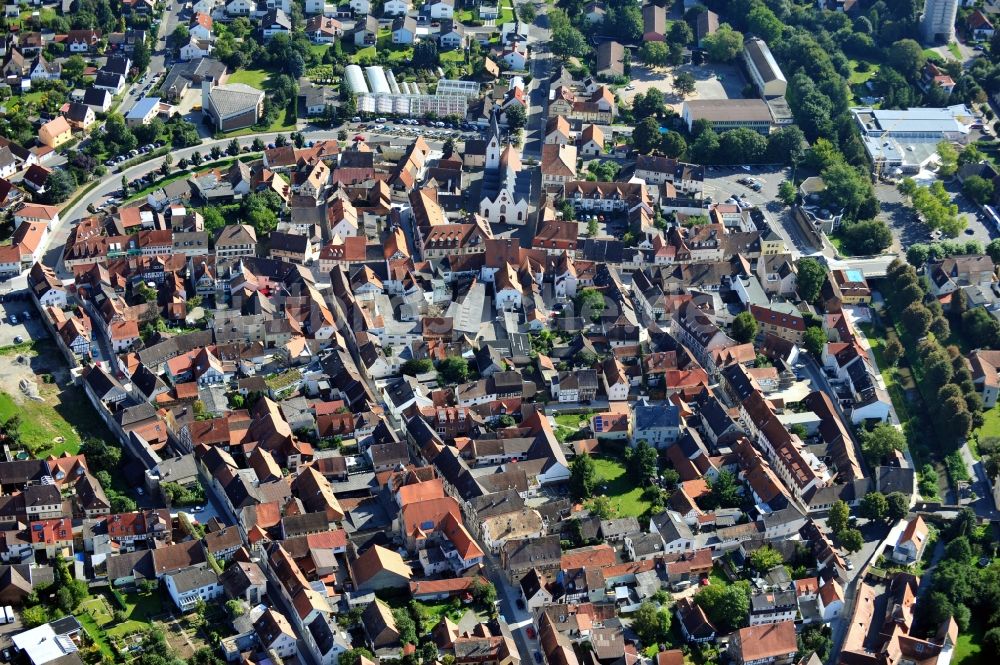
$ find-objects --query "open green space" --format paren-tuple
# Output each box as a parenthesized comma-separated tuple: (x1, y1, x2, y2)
(76, 590, 163, 658)
(410, 600, 469, 627)
(948, 42, 962, 60)
(440, 49, 466, 64)
(971, 405, 1000, 459)
(955, 619, 986, 665)
(227, 68, 270, 88)
(591, 456, 652, 518)
(0, 385, 108, 458)
(848, 59, 879, 85)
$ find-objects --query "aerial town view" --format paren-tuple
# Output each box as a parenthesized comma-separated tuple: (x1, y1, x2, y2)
(2, 0, 1000, 662)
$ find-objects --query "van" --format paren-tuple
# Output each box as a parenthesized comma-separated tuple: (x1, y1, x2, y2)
(4, 607, 12, 624)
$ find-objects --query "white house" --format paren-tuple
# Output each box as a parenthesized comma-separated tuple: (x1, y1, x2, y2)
(164, 567, 223, 611)
(600, 357, 629, 401)
(382, 0, 409, 14)
(180, 39, 213, 60)
(427, 0, 453, 18)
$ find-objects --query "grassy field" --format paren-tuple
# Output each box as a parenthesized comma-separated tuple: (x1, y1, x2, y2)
(955, 625, 985, 665)
(971, 405, 1000, 458)
(592, 456, 652, 518)
(948, 42, 962, 60)
(77, 590, 163, 658)
(227, 68, 270, 88)
(441, 49, 466, 64)
(0, 387, 103, 457)
(848, 59, 879, 85)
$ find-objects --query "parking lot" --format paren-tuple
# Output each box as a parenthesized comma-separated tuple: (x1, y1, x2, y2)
(873, 180, 996, 252)
(0, 296, 43, 348)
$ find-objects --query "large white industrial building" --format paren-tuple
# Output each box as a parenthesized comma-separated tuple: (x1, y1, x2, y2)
(344, 66, 477, 117)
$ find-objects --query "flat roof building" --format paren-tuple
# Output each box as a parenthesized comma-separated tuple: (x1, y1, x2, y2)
(852, 104, 974, 174)
(681, 99, 776, 135)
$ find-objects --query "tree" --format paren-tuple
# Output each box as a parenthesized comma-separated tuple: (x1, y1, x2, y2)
(843, 220, 892, 255)
(550, 11, 589, 61)
(803, 327, 827, 358)
(63, 54, 86, 83)
(632, 117, 662, 155)
(588, 495, 615, 519)
(570, 453, 597, 500)
(962, 308, 1000, 347)
(576, 288, 605, 323)
(963, 175, 994, 205)
(472, 580, 497, 609)
(749, 546, 784, 573)
(625, 440, 659, 484)
(747, 3, 783, 42)
(639, 42, 672, 66)
(132, 38, 150, 72)
(80, 437, 121, 472)
(821, 162, 872, 218)
(958, 143, 984, 166)
(718, 127, 768, 163)
(798, 625, 833, 662)
(694, 580, 751, 632)
(632, 88, 666, 120)
(393, 609, 417, 646)
(438, 356, 470, 384)
(43, 169, 76, 204)
(226, 138, 240, 156)
(662, 132, 687, 159)
(860, 492, 888, 521)
(703, 23, 744, 62)
(172, 24, 190, 47)
(21, 606, 49, 628)
(828, 500, 850, 535)
(669, 21, 693, 45)
(778, 180, 797, 206)
(901, 302, 933, 339)
(631, 601, 671, 647)
(689, 128, 720, 164)
(884, 338, 904, 366)
(705, 469, 741, 509)
(885, 491, 909, 521)
(505, 103, 527, 131)
(888, 39, 926, 79)
(861, 423, 907, 465)
(732, 311, 758, 344)
(673, 72, 696, 97)
(341, 649, 375, 665)
(937, 140, 959, 177)
(839, 528, 864, 553)
(796, 258, 827, 303)
(401, 358, 434, 375)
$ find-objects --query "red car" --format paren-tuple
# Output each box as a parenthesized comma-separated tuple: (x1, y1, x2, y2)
(526, 627, 537, 640)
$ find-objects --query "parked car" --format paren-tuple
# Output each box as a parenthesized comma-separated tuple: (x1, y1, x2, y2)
(13, 336, 23, 345)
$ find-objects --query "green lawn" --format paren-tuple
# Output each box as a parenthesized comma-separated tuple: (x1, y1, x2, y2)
(77, 590, 162, 657)
(227, 68, 270, 88)
(0, 384, 108, 457)
(970, 405, 1000, 458)
(440, 49, 466, 63)
(955, 624, 986, 665)
(948, 41, 962, 60)
(309, 43, 330, 58)
(592, 456, 652, 518)
(410, 600, 468, 628)
(848, 59, 879, 85)
(352, 45, 377, 62)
